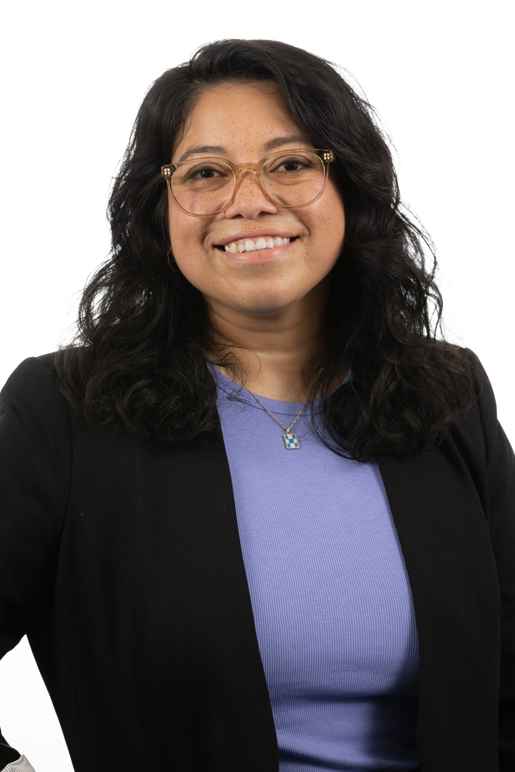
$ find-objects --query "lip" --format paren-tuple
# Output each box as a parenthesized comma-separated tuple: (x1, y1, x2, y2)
(219, 236, 301, 263)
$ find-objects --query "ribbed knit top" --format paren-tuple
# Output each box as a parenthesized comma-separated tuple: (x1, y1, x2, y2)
(207, 362, 420, 771)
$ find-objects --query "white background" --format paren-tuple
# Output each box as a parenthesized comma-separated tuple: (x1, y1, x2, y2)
(1, 1, 513, 769)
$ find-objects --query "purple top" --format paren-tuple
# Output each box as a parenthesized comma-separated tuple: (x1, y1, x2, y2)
(207, 362, 420, 772)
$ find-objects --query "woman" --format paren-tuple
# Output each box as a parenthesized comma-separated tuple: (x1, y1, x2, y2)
(0, 38, 513, 772)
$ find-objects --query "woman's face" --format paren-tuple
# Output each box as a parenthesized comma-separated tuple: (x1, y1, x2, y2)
(166, 80, 345, 328)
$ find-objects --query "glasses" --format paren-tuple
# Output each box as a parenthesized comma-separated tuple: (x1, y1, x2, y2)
(160, 147, 334, 217)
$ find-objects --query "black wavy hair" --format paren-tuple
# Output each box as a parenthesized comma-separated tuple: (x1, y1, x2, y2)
(54, 38, 478, 462)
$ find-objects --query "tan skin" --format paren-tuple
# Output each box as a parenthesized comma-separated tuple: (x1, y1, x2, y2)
(167, 80, 347, 402)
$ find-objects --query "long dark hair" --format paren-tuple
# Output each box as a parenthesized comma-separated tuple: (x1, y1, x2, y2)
(54, 38, 478, 461)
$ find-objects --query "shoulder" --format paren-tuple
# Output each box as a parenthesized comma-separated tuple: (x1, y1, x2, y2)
(2, 350, 61, 395)
(457, 345, 502, 446)
(0, 351, 75, 539)
(0, 349, 73, 449)
(2, 349, 65, 407)
(444, 345, 515, 518)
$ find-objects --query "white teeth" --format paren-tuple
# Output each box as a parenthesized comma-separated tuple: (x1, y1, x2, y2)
(224, 236, 292, 253)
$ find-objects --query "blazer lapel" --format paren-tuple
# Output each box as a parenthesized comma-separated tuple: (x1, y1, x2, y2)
(378, 444, 499, 769)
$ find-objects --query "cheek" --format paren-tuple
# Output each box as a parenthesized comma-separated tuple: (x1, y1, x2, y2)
(169, 211, 203, 256)
(321, 197, 345, 243)
(311, 208, 345, 246)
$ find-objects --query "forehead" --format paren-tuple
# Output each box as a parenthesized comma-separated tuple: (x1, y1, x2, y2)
(173, 81, 309, 158)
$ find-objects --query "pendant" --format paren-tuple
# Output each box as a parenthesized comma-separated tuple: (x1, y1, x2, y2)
(282, 431, 301, 449)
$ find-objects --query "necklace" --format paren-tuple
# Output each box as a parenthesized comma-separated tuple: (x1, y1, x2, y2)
(216, 376, 310, 449)
(244, 389, 308, 449)
(208, 361, 330, 449)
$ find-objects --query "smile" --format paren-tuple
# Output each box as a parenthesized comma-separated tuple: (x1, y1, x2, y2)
(216, 236, 301, 263)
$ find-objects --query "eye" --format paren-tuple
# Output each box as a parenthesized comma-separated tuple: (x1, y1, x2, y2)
(267, 155, 314, 175)
(278, 159, 307, 171)
(185, 165, 220, 181)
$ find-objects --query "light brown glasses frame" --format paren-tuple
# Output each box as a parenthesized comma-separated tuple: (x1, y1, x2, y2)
(160, 147, 335, 216)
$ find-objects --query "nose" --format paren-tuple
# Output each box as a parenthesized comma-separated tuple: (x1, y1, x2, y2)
(221, 168, 279, 218)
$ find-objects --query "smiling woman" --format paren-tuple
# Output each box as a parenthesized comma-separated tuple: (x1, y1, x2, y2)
(1, 37, 513, 772)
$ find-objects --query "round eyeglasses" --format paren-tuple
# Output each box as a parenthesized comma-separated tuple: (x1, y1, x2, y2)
(160, 148, 335, 216)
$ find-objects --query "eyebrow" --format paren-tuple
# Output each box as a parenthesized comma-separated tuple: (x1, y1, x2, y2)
(175, 134, 310, 164)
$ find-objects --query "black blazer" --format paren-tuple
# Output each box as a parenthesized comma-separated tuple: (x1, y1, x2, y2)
(0, 347, 514, 772)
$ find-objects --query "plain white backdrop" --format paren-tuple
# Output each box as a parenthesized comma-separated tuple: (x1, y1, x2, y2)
(1, 1, 514, 769)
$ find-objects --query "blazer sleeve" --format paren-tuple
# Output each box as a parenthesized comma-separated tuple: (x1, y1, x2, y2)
(467, 348, 515, 769)
(0, 356, 72, 769)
